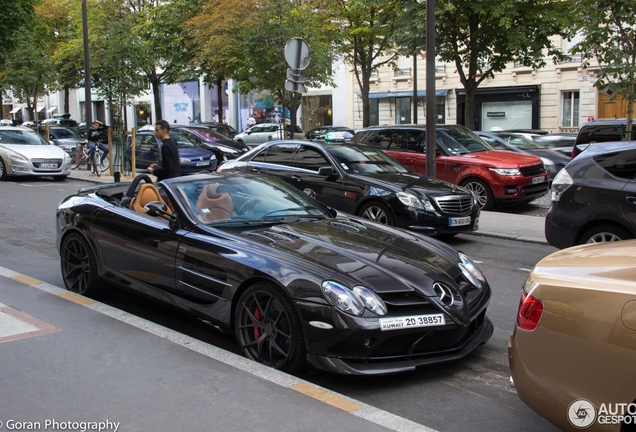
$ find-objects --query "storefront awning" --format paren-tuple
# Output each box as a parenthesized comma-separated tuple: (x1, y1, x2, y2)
(9, 107, 21, 114)
(46, 106, 57, 113)
(363, 90, 448, 99)
(37, 106, 46, 112)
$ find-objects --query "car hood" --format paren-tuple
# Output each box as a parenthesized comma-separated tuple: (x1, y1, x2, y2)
(0, 144, 68, 158)
(351, 172, 470, 196)
(453, 149, 543, 168)
(178, 146, 215, 159)
(239, 217, 478, 323)
(524, 148, 570, 163)
(52, 138, 84, 148)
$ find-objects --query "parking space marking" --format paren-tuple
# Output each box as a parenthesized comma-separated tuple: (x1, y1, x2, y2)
(0, 305, 61, 343)
(58, 291, 95, 305)
(291, 382, 363, 412)
(12, 275, 42, 286)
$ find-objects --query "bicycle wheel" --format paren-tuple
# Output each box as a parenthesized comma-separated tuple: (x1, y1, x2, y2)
(100, 152, 110, 174)
(94, 150, 101, 176)
(71, 150, 85, 170)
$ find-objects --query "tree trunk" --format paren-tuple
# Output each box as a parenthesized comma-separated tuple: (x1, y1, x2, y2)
(64, 87, 70, 114)
(626, 81, 634, 141)
(463, 81, 477, 130)
(216, 77, 224, 124)
(150, 71, 162, 121)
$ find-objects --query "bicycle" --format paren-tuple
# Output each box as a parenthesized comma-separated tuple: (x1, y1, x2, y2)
(71, 143, 110, 176)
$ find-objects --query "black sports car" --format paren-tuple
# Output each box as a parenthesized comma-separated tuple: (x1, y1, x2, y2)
(218, 141, 480, 237)
(56, 173, 493, 375)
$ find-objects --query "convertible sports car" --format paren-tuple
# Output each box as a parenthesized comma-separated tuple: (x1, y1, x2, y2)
(56, 173, 493, 375)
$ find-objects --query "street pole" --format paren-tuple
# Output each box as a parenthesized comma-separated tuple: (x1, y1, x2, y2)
(81, 0, 92, 133)
(425, 0, 436, 178)
(413, 51, 418, 124)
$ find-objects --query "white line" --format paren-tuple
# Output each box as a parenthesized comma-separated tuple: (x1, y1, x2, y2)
(0, 265, 438, 432)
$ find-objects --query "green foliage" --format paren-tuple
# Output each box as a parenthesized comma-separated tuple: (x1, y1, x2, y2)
(572, 0, 636, 137)
(434, 0, 573, 129)
(0, 0, 38, 65)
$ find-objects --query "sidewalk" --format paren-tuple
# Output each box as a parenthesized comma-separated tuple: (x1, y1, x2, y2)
(68, 168, 549, 245)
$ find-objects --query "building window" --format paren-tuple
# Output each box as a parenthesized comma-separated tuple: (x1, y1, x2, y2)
(562, 91, 580, 128)
(369, 99, 379, 126)
(562, 33, 583, 63)
(396, 97, 411, 124)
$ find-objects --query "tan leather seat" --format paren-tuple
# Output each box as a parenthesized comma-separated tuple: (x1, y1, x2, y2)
(196, 183, 235, 222)
(130, 183, 169, 217)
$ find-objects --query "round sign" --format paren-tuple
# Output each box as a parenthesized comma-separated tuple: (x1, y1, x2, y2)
(285, 38, 310, 70)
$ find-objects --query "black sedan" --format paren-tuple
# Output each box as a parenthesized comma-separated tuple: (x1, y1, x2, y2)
(218, 141, 480, 237)
(56, 173, 493, 375)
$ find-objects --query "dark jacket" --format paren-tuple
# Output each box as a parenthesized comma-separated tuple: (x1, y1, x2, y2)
(154, 137, 181, 181)
(85, 124, 108, 143)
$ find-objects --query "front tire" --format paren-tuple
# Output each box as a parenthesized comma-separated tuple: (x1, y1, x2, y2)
(60, 233, 103, 297)
(358, 201, 395, 226)
(461, 178, 494, 210)
(235, 282, 305, 373)
(580, 224, 633, 245)
(0, 158, 7, 180)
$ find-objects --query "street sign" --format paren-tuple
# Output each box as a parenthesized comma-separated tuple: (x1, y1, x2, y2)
(286, 68, 305, 83)
(285, 80, 305, 93)
(284, 38, 310, 70)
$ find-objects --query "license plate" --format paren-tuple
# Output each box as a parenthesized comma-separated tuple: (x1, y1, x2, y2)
(531, 176, 546, 184)
(379, 314, 445, 331)
(196, 161, 210, 166)
(449, 216, 471, 227)
(40, 163, 58, 168)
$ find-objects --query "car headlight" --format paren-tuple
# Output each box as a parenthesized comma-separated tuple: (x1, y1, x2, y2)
(180, 157, 190, 163)
(458, 252, 486, 288)
(64, 153, 71, 162)
(214, 145, 239, 155)
(321, 281, 364, 315)
(550, 169, 572, 201)
(352, 285, 387, 316)
(9, 152, 27, 162)
(397, 191, 435, 211)
(488, 167, 521, 176)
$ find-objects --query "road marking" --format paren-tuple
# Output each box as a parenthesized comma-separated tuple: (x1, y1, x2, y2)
(0, 265, 439, 432)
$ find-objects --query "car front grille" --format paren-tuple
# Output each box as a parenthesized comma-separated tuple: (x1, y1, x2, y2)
(434, 195, 474, 215)
(520, 164, 546, 176)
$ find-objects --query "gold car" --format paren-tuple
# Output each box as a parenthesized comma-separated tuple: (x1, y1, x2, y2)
(509, 240, 636, 431)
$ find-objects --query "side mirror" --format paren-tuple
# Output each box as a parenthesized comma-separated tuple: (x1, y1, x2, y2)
(317, 166, 334, 177)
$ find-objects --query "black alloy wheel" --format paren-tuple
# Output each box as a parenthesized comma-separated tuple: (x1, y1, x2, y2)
(60, 233, 102, 297)
(358, 201, 395, 226)
(235, 282, 305, 373)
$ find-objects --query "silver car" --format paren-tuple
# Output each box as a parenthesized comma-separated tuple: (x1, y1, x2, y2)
(0, 126, 72, 181)
(234, 123, 304, 147)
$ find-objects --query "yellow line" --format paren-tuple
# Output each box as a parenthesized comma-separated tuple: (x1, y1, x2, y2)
(12, 275, 42, 286)
(58, 292, 94, 306)
(291, 383, 363, 413)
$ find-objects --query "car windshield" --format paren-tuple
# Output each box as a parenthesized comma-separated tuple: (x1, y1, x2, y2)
(171, 133, 195, 148)
(173, 175, 332, 226)
(329, 145, 409, 174)
(437, 128, 492, 155)
(201, 129, 227, 141)
(0, 129, 49, 145)
(52, 128, 80, 139)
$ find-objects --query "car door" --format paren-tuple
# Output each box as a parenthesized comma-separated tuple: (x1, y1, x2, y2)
(135, 134, 160, 168)
(244, 143, 299, 185)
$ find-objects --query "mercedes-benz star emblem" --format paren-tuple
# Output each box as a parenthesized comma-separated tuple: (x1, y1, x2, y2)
(433, 283, 455, 306)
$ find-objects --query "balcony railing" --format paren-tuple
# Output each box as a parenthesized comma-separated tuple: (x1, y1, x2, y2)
(560, 53, 582, 64)
(394, 68, 411, 77)
(435, 64, 446, 73)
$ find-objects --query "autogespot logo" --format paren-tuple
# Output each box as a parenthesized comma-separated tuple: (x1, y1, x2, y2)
(568, 399, 596, 429)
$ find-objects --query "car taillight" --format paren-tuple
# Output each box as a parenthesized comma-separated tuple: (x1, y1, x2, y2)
(517, 290, 543, 331)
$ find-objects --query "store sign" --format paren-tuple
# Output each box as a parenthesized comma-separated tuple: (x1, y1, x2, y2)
(487, 112, 506, 117)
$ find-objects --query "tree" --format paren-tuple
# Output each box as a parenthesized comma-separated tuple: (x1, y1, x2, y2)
(329, 0, 403, 127)
(435, 0, 573, 130)
(186, 0, 336, 125)
(572, 0, 636, 140)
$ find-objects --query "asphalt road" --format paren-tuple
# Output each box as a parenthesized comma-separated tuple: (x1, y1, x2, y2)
(0, 177, 559, 432)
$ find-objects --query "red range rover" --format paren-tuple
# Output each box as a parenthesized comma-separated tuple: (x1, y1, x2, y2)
(351, 125, 549, 210)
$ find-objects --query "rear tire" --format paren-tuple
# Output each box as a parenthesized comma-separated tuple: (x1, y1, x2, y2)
(579, 224, 633, 245)
(94, 151, 101, 176)
(60, 233, 103, 297)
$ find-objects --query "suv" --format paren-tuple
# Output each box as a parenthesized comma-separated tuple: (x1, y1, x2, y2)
(545, 141, 636, 248)
(572, 119, 631, 159)
(351, 124, 549, 210)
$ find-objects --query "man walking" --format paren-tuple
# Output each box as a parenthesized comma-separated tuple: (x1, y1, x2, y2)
(148, 120, 181, 180)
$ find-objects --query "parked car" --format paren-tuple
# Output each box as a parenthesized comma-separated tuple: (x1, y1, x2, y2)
(545, 141, 636, 249)
(509, 240, 636, 431)
(351, 124, 549, 210)
(56, 172, 493, 375)
(0, 126, 72, 181)
(234, 123, 304, 147)
(306, 126, 355, 141)
(127, 131, 217, 173)
(532, 133, 576, 158)
(572, 119, 632, 159)
(502, 128, 549, 141)
(474, 131, 570, 181)
(189, 121, 238, 139)
(172, 125, 250, 163)
(218, 140, 480, 236)
(42, 117, 79, 129)
(39, 126, 85, 155)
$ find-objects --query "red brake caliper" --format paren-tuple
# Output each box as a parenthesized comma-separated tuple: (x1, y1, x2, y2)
(253, 307, 263, 340)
